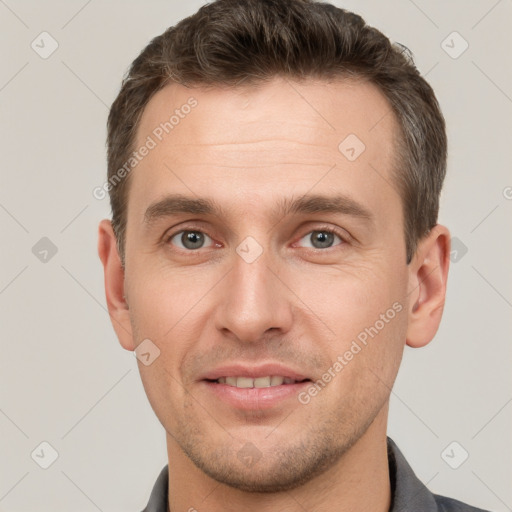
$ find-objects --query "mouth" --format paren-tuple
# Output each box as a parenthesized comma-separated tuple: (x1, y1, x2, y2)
(199, 363, 313, 410)
(205, 375, 311, 389)
(202, 378, 312, 410)
(205, 376, 311, 388)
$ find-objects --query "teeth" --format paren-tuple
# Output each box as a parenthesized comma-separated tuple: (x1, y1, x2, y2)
(254, 376, 271, 387)
(216, 376, 298, 388)
(270, 376, 284, 386)
(226, 377, 237, 386)
(237, 377, 254, 388)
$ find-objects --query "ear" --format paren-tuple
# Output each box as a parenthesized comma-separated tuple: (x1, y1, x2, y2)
(405, 224, 451, 348)
(97, 219, 135, 351)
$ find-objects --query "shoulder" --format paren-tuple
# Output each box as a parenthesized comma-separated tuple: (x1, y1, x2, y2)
(387, 436, 494, 512)
(433, 493, 493, 512)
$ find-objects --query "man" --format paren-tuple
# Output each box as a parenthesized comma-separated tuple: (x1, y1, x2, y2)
(97, 0, 491, 510)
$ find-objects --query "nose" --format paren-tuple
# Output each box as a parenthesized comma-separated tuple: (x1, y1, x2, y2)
(214, 246, 294, 344)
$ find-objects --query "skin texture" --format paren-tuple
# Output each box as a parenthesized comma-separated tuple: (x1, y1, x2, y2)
(98, 77, 450, 512)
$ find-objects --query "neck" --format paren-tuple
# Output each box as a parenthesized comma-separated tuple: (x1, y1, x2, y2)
(167, 407, 391, 512)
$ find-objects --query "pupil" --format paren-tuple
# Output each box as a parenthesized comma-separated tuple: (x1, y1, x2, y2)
(183, 231, 204, 249)
(313, 231, 333, 248)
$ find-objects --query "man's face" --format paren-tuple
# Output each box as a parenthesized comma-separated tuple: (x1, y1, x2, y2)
(122, 77, 411, 491)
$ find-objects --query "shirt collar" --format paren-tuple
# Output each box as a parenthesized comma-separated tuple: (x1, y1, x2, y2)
(386, 437, 438, 511)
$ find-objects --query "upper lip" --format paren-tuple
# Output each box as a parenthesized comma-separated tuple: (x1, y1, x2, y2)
(199, 363, 311, 382)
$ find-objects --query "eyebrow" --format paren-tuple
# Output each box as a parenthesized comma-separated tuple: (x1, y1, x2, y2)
(143, 193, 374, 228)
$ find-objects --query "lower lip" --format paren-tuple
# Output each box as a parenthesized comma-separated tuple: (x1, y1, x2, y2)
(200, 380, 311, 410)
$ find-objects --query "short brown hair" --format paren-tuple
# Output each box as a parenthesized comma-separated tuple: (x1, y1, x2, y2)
(107, 0, 447, 266)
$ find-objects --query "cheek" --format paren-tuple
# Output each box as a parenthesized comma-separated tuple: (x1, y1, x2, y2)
(130, 270, 196, 428)
(293, 261, 407, 387)
(137, 362, 190, 439)
(334, 297, 408, 399)
(127, 264, 206, 341)
(127, 265, 216, 398)
(290, 259, 405, 334)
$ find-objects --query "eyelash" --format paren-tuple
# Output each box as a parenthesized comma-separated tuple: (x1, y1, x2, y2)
(164, 225, 348, 252)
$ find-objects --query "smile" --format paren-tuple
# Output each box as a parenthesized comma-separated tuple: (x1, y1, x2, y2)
(211, 376, 308, 388)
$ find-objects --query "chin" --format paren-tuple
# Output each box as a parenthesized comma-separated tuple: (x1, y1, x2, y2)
(182, 437, 348, 494)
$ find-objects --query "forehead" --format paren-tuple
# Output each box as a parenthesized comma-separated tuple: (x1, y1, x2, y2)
(128, 77, 401, 226)
(135, 77, 397, 153)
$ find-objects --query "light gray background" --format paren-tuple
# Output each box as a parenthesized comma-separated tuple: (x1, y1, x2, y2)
(0, 0, 510, 510)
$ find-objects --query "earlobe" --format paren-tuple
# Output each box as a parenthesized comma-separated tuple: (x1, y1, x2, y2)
(405, 225, 451, 348)
(97, 219, 135, 351)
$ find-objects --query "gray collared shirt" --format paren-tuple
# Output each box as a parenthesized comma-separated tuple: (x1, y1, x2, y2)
(141, 437, 491, 512)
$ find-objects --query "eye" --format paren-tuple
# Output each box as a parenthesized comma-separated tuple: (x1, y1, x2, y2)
(167, 230, 214, 251)
(296, 228, 344, 250)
